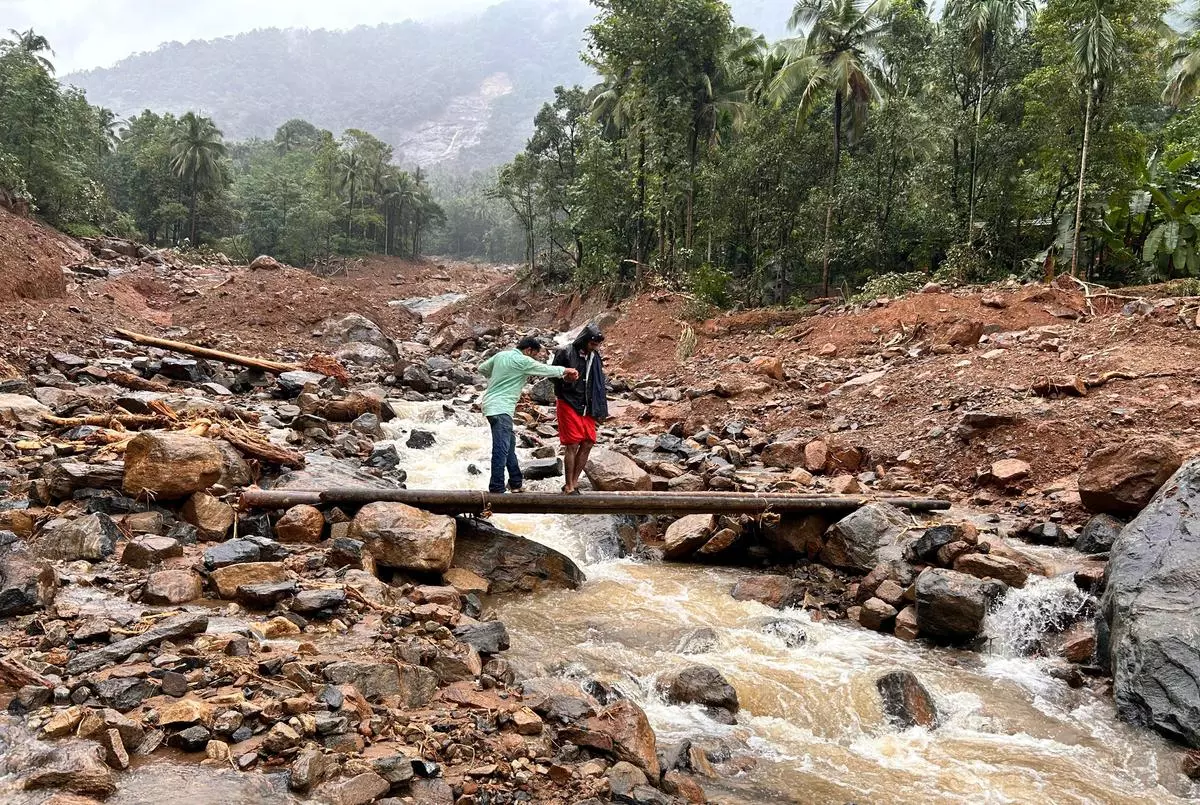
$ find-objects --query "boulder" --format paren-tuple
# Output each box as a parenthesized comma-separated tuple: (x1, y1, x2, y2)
(915, 568, 1002, 645)
(0, 541, 56, 615)
(1101, 458, 1200, 746)
(453, 621, 510, 655)
(663, 515, 717, 560)
(35, 513, 119, 561)
(181, 492, 234, 541)
(202, 537, 263, 569)
(585, 448, 653, 492)
(820, 502, 911, 572)
(1079, 437, 1182, 515)
(0, 393, 55, 428)
(876, 670, 939, 729)
(662, 665, 739, 715)
(749, 355, 785, 381)
(452, 517, 584, 593)
(16, 740, 117, 798)
(730, 574, 802, 609)
(859, 597, 898, 631)
(586, 699, 659, 779)
(762, 515, 826, 558)
(349, 502, 455, 572)
(210, 562, 290, 599)
(987, 458, 1031, 485)
(249, 254, 283, 270)
(953, 553, 1029, 589)
(905, 524, 966, 563)
(318, 313, 396, 358)
(275, 504, 325, 544)
(323, 660, 437, 707)
(1076, 514, 1123, 554)
(803, 440, 828, 473)
(123, 432, 224, 499)
(761, 441, 804, 470)
(143, 569, 203, 605)
(121, 535, 182, 568)
(333, 341, 395, 367)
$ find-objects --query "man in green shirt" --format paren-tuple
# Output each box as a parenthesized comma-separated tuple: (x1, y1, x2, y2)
(479, 337, 578, 494)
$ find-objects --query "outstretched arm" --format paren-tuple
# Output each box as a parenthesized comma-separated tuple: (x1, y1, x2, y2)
(478, 354, 496, 378)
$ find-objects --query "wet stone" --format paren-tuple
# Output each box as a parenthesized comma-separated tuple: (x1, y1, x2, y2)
(95, 677, 154, 712)
(453, 620, 510, 655)
(406, 429, 437, 450)
(235, 580, 298, 608)
(168, 725, 212, 752)
(202, 538, 262, 569)
(290, 588, 347, 616)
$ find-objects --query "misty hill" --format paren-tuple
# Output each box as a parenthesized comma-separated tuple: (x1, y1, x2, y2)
(66, 0, 796, 171)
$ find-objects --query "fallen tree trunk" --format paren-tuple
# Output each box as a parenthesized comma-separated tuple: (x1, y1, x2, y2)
(241, 487, 950, 516)
(41, 412, 169, 429)
(115, 328, 300, 375)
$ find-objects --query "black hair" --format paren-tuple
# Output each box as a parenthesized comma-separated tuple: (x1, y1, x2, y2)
(517, 336, 543, 352)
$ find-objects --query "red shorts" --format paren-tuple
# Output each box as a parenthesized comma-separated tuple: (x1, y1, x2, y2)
(556, 400, 597, 445)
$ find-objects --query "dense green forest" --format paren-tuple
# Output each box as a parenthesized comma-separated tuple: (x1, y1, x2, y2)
(0, 29, 444, 265)
(7, 0, 1200, 305)
(446, 0, 1200, 303)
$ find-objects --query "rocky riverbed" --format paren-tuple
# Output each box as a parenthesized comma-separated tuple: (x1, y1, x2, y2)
(0, 240, 1198, 802)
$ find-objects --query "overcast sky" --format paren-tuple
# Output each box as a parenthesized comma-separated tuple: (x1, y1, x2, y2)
(2, 0, 512, 73)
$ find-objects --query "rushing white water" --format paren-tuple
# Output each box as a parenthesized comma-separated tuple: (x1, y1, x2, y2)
(381, 401, 1197, 805)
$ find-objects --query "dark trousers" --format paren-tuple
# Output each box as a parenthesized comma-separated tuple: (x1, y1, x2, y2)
(487, 414, 522, 493)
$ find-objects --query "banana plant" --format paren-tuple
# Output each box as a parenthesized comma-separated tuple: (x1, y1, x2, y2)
(1097, 150, 1200, 280)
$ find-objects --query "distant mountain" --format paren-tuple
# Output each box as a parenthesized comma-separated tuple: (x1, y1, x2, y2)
(66, 0, 796, 171)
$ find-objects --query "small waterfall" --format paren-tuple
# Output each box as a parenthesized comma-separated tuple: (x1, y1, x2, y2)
(983, 575, 1090, 656)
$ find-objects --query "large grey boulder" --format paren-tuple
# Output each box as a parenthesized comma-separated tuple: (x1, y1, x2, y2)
(1101, 458, 1200, 747)
(915, 568, 1004, 645)
(820, 502, 912, 572)
(452, 517, 583, 593)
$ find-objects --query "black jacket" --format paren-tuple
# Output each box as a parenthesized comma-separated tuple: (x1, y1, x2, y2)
(552, 325, 609, 420)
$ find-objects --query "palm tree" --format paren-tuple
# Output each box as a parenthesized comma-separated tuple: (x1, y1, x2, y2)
(169, 112, 227, 244)
(1070, 1, 1116, 277)
(1165, 7, 1200, 107)
(685, 27, 760, 249)
(337, 149, 362, 239)
(6, 28, 55, 73)
(770, 0, 892, 297)
(945, 0, 1035, 243)
(95, 107, 122, 158)
(591, 71, 652, 280)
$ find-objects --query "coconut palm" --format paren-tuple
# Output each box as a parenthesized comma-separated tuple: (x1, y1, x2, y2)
(169, 112, 227, 243)
(769, 0, 892, 297)
(337, 149, 362, 239)
(1165, 6, 1200, 107)
(945, 0, 1035, 243)
(1070, 1, 1116, 277)
(6, 28, 55, 73)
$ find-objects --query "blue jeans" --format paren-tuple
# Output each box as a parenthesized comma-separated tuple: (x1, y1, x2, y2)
(487, 414, 522, 493)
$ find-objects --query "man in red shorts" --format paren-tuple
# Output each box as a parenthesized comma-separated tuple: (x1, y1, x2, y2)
(552, 324, 609, 494)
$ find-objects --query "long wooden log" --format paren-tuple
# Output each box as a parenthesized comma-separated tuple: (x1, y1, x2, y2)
(240, 487, 950, 516)
(115, 328, 300, 375)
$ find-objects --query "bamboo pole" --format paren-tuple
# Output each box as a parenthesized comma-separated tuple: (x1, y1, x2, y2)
(115, 328, 300, 375)
(240, 487, 950, 516)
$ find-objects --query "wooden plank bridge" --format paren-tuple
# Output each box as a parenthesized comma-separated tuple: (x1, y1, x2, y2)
(240, 488, 951, 517)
